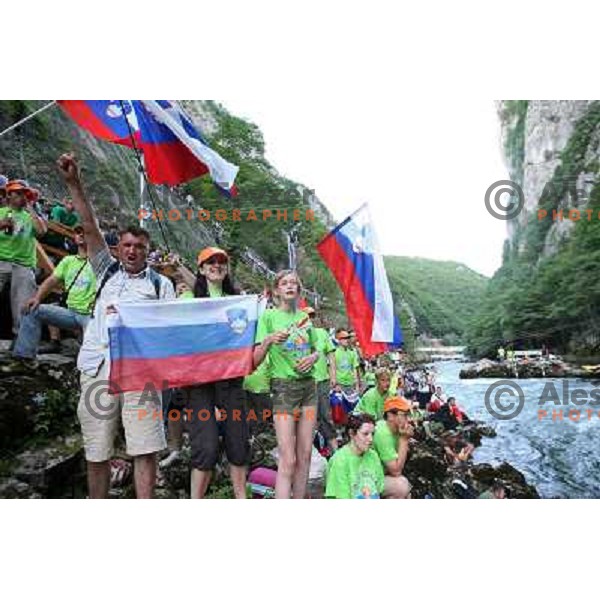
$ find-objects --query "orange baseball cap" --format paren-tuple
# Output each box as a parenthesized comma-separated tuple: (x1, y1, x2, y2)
(197, 246, 229, 265)
(383, 396, 411, 413)
(6, 180, 37, 201)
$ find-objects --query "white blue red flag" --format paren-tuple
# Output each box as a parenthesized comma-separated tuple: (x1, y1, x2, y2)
(58, 100, 238, 191)
(317, 203, 403, 357)
(107, 295, 258, 392)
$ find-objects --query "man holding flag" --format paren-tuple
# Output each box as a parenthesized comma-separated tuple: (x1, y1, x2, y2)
(57, 153, 175, 499)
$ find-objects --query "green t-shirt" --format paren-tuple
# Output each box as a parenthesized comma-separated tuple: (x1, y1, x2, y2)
(53, 255, 96, 315)
(313, 327, 335, 382)
(50, 205, 80, 228)
(325, 444, 385, 499)
(355, 386, 388, 420)
(255, 307, 316, 380)
(364, 372, 376, 388)
(373, 419, 400, 463)
(207, 282, 224, 298)
(0, 206, 37, 267)
(334, 346, 360, 386)
(243, 356, 271, 394)
(178, 290, 195, 299)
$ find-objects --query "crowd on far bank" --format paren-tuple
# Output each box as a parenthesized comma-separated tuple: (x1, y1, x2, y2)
(0, 158, 506, 500)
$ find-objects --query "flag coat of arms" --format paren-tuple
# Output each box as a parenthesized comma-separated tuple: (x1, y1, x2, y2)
(317, 203, 403, 357)
(107, 295, 258, 392)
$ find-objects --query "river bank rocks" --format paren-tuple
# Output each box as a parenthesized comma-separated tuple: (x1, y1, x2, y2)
(0, 341, 539, 499)
(460, 358, 595, 379)
(405, 421, 539, 498)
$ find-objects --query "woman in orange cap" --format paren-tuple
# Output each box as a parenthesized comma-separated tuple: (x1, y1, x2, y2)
(187, 246, 250, 499)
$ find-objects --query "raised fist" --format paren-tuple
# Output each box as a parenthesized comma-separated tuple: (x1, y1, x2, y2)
(57, 153, 81, 186)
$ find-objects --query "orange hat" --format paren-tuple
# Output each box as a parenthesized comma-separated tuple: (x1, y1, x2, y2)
(6, 180, 37, 201)
(383, 396, 411, 414)
(197, 246, 229, 265)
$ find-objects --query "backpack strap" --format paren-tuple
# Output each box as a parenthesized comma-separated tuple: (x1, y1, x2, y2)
(90, 261, 120, 318)
(147, 267, 162, 299)
(90, 262, 163, 318)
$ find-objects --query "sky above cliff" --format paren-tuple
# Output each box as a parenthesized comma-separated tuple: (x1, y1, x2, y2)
(222, 98, 509, 277)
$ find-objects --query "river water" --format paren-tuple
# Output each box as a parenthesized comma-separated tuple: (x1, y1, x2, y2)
(433, 361, 600, 498)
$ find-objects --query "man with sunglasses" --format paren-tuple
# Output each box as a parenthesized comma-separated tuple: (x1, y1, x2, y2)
(0, 179, 48, 336)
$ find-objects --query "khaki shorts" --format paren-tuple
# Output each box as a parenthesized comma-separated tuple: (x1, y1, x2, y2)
(271, 378, 317, 416)
(77, 362, 166, 462)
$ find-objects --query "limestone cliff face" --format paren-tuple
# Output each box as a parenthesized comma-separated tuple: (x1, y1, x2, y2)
(499, 100, 599, 256)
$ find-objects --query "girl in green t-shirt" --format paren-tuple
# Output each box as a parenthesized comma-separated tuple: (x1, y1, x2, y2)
(254, 270, 320, 499)
(325, 413, 384, 499)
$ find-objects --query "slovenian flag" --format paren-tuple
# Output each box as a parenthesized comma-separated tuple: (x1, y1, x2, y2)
(57, 100, 138, 146)
(58, 100, 238, 191)
(317, 203, 403, 357)
(108, 295, 258, 392)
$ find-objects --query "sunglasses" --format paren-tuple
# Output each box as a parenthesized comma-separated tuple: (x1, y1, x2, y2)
(202, 255, 228, 266)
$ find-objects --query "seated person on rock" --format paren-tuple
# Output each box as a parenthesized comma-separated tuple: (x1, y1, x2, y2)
(372, 396, 413, 499)
(13, 225, 96, 359)
(325, 413, 385, 499)
(355, 367, 391, 420)
(442, 432, 475, 465)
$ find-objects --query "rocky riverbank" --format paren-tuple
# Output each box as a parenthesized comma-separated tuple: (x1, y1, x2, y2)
(459, 357, 600, 380)
(0, 344, 539, 499)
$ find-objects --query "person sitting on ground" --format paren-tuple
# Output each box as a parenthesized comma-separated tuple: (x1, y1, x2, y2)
(448, 397, 469, 424)
(442, 432, 475, 465)
(0, 179, 48, 337)
(479, 481, 506, 499)
(58, 152, 175, 500)
(325, 413, 385, 499)
(355, 367, 391, 420)
(13, 225, 96, 359)
(372, 396, 413, 499)
(427, 386, 447, 412)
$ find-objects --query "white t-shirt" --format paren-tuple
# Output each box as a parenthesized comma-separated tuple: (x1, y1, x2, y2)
(77, 246, 175, 376)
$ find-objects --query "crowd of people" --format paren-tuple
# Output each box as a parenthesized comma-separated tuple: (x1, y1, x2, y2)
(1, 155, 503, 500)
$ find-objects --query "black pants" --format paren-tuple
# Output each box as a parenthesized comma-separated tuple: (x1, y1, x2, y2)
(186, 378, 250, 470)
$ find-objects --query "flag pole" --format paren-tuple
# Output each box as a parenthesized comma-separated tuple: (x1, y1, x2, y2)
(139, 156, 146, 228)
(0, 101, 57, 139)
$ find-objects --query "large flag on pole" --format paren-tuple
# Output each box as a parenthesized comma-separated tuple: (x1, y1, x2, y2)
(317, 203, 403, 357)
(108, 295, 258, 392)
(58, 100, 238, 192)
